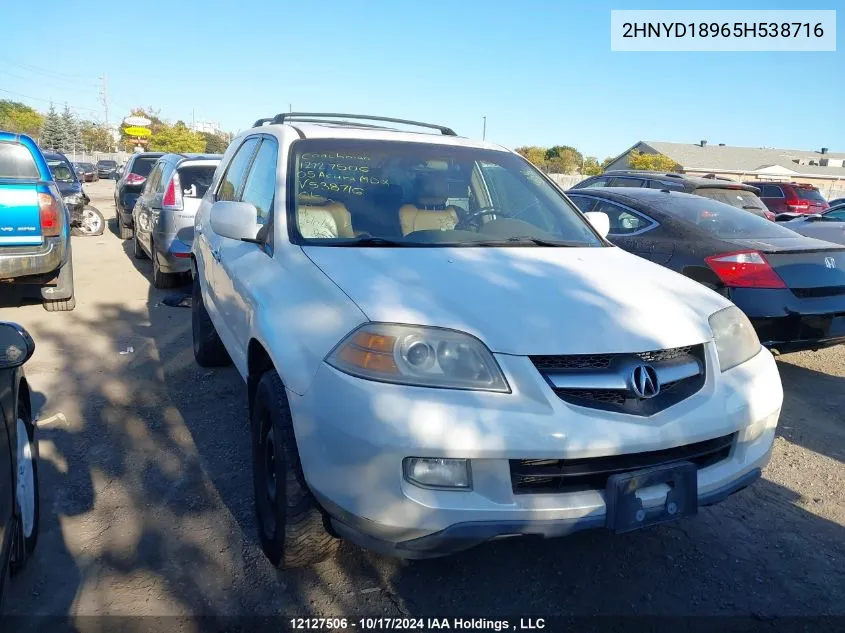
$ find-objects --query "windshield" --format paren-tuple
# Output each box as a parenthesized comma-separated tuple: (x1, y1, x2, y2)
(47, 159, 76, 182)
(97, 160, 116, 167)
(177, 164, 217, 198)
(652, 194, 797, 239)
(694, 187, 767, 211)
(290, 140, 602, 247)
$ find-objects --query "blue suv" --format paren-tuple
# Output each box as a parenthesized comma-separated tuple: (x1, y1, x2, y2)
(0, 131, 75, 311)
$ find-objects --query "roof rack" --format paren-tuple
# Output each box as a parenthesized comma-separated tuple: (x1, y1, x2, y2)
(252, 117, 275, 128)
(265, 112, 457, 136)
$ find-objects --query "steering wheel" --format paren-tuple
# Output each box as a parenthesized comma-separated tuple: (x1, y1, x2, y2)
(456, 206, 512, 230)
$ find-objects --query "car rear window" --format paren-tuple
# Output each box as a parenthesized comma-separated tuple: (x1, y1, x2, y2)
(98, 160, 116, 167)
(130, 157, 158, 177)
(177, 164, 216, 198)
(796, 187, 825, 202)
(694, 187, 767, 212)
(0, 142, 40, 179)
(651, 194, 796, 239)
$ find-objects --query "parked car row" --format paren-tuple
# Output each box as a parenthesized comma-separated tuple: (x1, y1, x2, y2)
(115, 152, 221, 288)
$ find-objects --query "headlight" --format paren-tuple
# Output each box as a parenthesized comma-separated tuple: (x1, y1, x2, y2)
(327, 323, 509, 392)
(63, 193, 82, 205)
(708, 306, 761, 372)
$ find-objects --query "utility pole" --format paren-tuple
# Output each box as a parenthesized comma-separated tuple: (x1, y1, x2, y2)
(192, 108, 196, 131)
(99, 73, 109, 129)
(482, 116, 487, 141)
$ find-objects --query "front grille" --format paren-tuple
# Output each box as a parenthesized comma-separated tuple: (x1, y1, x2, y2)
(510, 433, 736, 494)
(792, 286, 845, 299)
(532, 345, 706, 416)
(530, 345, 693, 372)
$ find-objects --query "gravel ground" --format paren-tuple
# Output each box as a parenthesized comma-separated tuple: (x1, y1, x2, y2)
(1, 180, 843, 625)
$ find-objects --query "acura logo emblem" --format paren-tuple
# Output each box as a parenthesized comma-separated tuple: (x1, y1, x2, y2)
(631, 364, 660, 399)
(825, 256, 836, 269)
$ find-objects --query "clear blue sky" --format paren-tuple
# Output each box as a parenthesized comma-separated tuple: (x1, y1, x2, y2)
(1, 0, 841, 159)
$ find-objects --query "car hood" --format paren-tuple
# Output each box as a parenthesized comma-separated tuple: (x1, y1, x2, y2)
(302, 245, 730, 355)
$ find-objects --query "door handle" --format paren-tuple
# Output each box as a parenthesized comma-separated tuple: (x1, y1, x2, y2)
(211, 247, 221, 262)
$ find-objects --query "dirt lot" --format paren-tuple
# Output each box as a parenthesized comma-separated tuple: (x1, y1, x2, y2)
(1, 179, 843, 622)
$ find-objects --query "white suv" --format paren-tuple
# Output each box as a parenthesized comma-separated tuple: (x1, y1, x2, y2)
(191, 113, 783, 568)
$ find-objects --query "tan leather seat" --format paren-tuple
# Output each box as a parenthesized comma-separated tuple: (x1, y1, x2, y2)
(399, 204, 458, 235)
(297, 195, 354, 238)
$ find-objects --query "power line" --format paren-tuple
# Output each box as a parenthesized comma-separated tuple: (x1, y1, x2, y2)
(0, 55, 95, 82)
(0, 87, 102, 118)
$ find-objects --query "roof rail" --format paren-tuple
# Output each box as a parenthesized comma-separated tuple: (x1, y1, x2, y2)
(269, 112, 457, 136)
(252, 117, 274, 128)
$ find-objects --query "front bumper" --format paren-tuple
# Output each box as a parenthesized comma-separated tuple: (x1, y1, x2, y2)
(729, 287, 845, 352)
(0, 236, 68, 280)
(288, 344, 783, 557)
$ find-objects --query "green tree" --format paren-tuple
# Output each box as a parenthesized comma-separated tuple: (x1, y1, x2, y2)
(582, 156, 602, 176)
(40, 104, 63, 150)
(515, 146, 548, 170)
(200, 131, 230, 153)
(601, 156, 615, 170)
(60, 105, 81, 153)
(627, 150, 681, 172)
(79, 121, 114, 152)
(148, 121, 206, 153)
(0, 100, 44, 138)
(545, 145, 582, 174)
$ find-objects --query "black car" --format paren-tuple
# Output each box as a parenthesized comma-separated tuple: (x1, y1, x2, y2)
(96, 159, 118, 179)
(44, 152, 88, 220)
(566, 187, 845, 352)
(113, 153, 164, 239)
(0, 322, 39, 608)
(572, 171, 773, 220)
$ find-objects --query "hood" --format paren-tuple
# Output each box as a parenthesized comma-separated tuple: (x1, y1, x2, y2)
(303, 245, 730, 355)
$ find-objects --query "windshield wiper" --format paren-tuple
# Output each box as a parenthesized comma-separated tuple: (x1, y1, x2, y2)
(472, 236, 583, 247)
(743, 205, 765, 211)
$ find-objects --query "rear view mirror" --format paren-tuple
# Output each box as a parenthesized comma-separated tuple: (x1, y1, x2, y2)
(209, 201, 260, 242)
(0, 322, 35, 369)
(584, 211, 610, 238)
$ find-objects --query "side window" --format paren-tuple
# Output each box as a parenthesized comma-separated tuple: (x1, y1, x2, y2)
(582, 176, 611, 189)
(145, 163, 163, 195)
(608, 177, 645, 187)
(647, 179, 685, 191)
(240, 138, 278, 225)
(567, 194, 597, 213)
(760, 185, 785, 198)
(593, 200, 655, 235)
(217, 138, 260, 201)
(823, 209, 845, 221)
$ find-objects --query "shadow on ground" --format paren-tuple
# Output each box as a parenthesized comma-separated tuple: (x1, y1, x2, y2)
(4, 236, 844, 627)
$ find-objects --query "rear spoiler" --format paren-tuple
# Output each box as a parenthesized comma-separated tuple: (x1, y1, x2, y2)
(774, 212, 803, 222)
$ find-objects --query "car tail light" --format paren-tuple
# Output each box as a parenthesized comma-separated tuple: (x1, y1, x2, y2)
(705, 250, 786, 289)
(38, 192, 62, 237)
(125, 173, 146, 185)
(162, 173, 183, 210)
(786, 200, 810, 212)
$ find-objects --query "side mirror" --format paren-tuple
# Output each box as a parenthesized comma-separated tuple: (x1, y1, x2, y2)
(0, 322, 35, 369)
(584, 211, 610, 238)
(210, 201, 260, 242)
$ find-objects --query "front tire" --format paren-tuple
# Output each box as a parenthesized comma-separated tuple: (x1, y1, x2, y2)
(191, 276, 231, 367)
(252, 370, 338, 568)
(10, 396, 39, 574)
